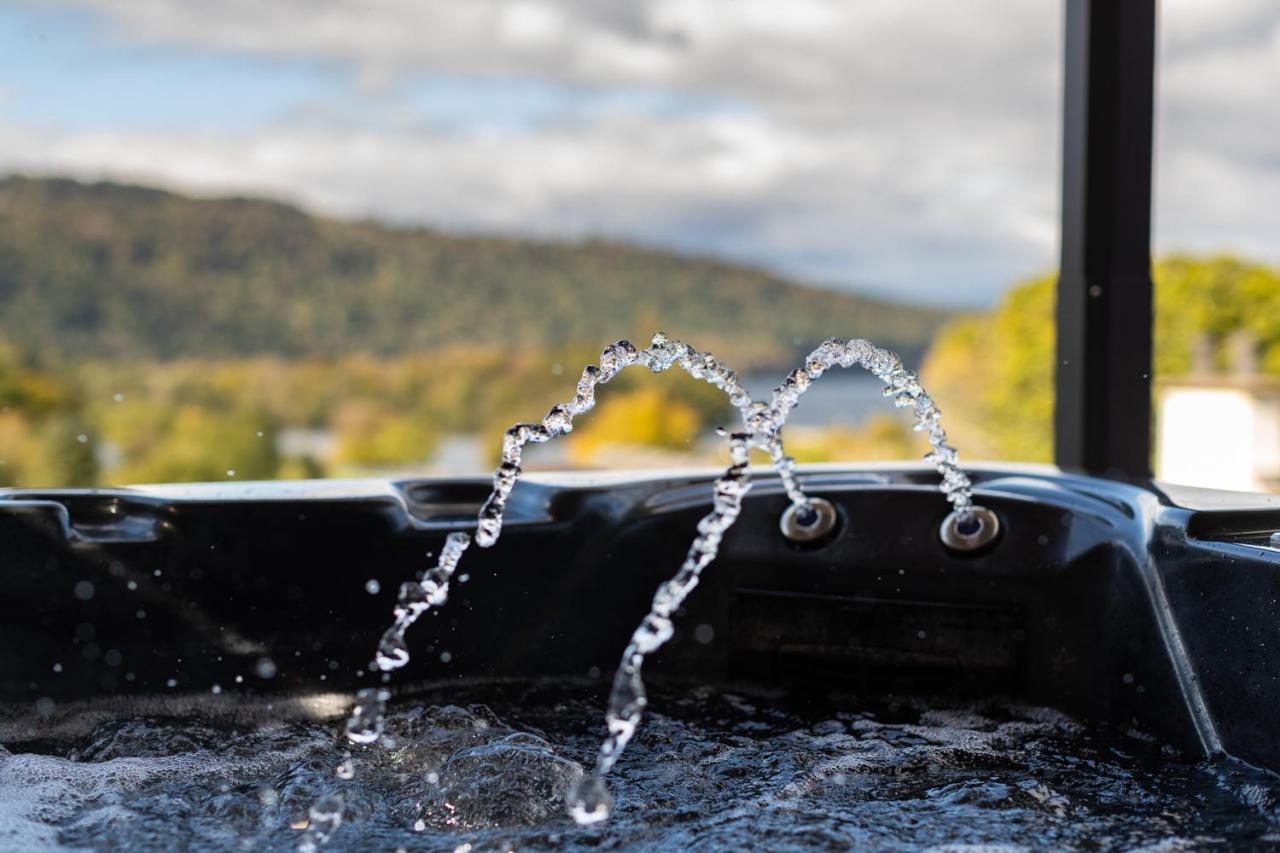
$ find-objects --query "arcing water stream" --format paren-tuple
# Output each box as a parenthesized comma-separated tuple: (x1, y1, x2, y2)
(347, 334, 976, 826)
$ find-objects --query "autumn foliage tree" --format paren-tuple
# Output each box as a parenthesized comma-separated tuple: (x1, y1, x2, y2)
(921, 256, 1280, 463)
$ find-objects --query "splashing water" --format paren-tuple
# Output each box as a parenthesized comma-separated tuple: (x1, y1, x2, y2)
(9, 682, 1275, 851)
(344, 688, 390, 745)
(373, 534, 469, 673)
(297, 794, 343, 853)
(345, 333, 974, 829)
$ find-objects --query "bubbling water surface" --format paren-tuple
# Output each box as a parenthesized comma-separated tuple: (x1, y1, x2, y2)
(3, 681, 1278, 851)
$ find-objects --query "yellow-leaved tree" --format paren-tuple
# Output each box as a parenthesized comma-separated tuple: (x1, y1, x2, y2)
(921, 256, 1280, 463)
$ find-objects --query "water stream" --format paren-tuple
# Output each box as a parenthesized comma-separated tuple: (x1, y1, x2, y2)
(348, 334, 975, 827)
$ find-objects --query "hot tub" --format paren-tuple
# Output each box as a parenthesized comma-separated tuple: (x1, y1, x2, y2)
(2, 466, 1279, 848)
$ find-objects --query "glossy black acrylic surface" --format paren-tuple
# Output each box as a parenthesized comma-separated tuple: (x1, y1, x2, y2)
(2, 466, 1278, 773)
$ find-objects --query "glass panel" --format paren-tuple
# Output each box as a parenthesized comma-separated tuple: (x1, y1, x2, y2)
(0, 3, 1061, 486)
(1151, 2, 1280, 492)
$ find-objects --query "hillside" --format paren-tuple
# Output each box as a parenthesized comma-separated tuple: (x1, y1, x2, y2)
(0, 176, 945, 366)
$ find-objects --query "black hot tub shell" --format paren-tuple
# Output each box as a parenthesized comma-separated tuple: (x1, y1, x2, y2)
(2, 465, 1279, 774)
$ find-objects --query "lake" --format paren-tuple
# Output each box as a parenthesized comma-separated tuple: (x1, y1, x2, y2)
(741, 371, 894, 428)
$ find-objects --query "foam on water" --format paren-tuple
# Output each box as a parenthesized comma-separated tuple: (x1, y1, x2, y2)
(3, 682, 1278, 850)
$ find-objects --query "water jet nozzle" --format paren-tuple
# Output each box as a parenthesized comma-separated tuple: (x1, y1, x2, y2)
(939, 505, 1000, 553)
(780, 497, 838, 542)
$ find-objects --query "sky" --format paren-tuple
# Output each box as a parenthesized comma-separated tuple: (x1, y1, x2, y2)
(0, 1, 1276, 308)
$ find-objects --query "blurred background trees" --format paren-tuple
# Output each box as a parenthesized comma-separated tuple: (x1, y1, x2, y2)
(0, 343, 96, 487)
(1, 179, 1277, 487)
(921, 257, 1280, 464)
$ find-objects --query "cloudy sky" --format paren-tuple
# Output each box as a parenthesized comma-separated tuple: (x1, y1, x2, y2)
(0, 1, 1276, 307)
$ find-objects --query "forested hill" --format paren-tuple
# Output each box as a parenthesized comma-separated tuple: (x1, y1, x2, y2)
(0, 176, 946, 365)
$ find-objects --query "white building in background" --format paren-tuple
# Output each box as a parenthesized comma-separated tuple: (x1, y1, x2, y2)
(1157, 375, 1280, 493)
(276, 428, 338, 461)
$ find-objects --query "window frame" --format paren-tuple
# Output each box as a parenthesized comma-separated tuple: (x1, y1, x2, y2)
(1054, 0, 1157, 478)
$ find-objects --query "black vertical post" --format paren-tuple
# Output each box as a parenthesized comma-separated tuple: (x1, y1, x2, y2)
(1055, 0, 1157, 478)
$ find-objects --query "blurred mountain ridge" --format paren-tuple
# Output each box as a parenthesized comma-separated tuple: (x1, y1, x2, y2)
(0, 175, 947, 366)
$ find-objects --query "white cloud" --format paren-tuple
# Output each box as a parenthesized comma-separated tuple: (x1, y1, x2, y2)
(0, 107, 1056, 304)
(1, 0, 1276, 304)
(1155, 0, 1280, 262)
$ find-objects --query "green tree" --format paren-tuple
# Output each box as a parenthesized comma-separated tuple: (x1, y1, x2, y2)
(332, 401, 437, 471)
(105, 405, 279, 484)
(0, 342, 98, 487)
(786, 414, 925, 463)
(567, 386, 703, 466)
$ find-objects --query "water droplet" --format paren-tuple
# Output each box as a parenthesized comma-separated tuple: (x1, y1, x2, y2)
(255, 657, 277, 679)
(73, 580, 95, 601)
(567, 775, 613, 825)
(375, 634, 410, 671)
(299, 793, 343, 852)
(365, 579, 381, 594)
(226, 469, 236, 477)
(345, 687, 390, 744)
